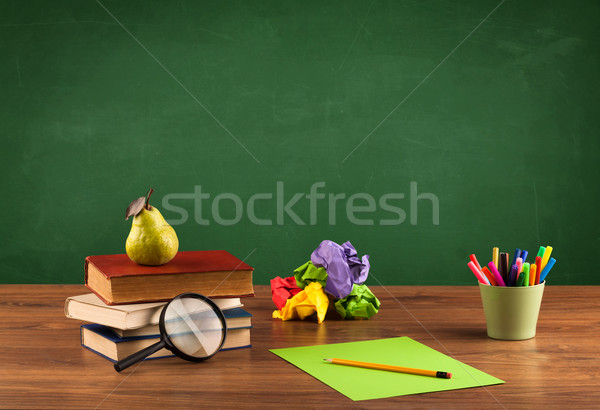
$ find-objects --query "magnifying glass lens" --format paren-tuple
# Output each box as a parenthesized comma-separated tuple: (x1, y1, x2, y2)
(114, 293, 227, 372)
(164, 296, 225, 358)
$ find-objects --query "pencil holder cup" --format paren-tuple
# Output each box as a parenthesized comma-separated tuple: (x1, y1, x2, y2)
(478, 282, 545, 340)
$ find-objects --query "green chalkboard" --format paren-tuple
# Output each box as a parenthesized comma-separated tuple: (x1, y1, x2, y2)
(1, 0, 599, 286)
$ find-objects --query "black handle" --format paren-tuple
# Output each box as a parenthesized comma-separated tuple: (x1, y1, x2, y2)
(114, 339, 167, 372)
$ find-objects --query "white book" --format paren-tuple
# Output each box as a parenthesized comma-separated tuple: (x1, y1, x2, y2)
(111, 307, 252, 337)
(65, 293, 243, 330)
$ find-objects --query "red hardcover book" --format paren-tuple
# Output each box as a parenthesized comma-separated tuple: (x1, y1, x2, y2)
(84, 250, 254, 305)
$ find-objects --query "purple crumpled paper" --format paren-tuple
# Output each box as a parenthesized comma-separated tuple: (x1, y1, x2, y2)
(310, 240, 370, 299)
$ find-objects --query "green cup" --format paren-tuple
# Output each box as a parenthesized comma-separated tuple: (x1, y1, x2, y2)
(478, 282, 545, 340)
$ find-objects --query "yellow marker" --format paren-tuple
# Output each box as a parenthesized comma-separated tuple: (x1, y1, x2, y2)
(529, 264, 537, 286)
(541, 246, 553, 271)
(492, 247, 499, 270)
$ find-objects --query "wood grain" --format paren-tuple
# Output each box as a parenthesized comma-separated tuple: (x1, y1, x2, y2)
(1, 285, 599, 408)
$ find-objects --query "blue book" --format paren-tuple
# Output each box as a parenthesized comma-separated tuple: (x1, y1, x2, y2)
(81, 308, 252, 363)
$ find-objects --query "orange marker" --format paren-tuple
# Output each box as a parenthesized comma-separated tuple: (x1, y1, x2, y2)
(529, 264, 537, 286)
(535, 256, 542, 284)
(482, 266, 498, 286)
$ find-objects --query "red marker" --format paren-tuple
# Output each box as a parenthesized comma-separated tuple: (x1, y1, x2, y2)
(469, 254, 484, 273)
(468, 261, 490, 285)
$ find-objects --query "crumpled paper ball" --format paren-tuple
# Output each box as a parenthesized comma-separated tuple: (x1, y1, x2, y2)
(311, 240, 370, 299)
(271, 276, 303, 310)
(294, 261, 328, 289)
(272, 282, 329, 324)
(333, 284, 381, 319)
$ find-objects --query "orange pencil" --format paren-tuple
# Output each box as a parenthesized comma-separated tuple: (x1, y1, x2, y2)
(323, 358, 452, 379)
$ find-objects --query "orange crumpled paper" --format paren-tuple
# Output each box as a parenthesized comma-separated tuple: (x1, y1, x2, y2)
(272, 282, 329, 324)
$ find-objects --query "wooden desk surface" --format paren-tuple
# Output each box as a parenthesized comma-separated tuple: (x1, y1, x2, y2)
(1, 285, 599, 408)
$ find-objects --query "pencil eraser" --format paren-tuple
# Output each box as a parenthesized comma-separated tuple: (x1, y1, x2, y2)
(447, 373, 452, 379)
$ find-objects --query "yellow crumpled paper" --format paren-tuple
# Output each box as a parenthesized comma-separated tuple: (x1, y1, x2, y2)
(272, 282, 329, 323)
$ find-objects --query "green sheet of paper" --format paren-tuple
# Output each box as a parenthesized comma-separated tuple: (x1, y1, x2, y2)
(270, 337, 504, 401)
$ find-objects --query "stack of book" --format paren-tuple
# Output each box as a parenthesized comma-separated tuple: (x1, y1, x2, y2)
(64, 250, 254, 363)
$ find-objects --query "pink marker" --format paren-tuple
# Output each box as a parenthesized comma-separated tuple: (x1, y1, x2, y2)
(487, 261, 506, 286)
(468, 261, 490, 285)
(516, 257, 523, 274)
(469, 254, 484, 273)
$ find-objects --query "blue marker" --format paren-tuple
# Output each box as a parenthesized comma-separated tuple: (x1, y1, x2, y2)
(512, 249, 522, 268)
(520, 250, 528, 264)
(539, 257, 556, 283)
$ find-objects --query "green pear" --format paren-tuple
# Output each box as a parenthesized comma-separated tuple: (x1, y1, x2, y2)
(125, 189, 178, 265)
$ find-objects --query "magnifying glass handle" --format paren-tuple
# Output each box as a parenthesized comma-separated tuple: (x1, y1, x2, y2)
(114, 339, 167, 372)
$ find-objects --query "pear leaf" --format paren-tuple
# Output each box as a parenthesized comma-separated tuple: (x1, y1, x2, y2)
(125, 196, 146, 220)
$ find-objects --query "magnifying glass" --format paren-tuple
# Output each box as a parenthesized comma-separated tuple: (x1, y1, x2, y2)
(114, 293, 227, 372)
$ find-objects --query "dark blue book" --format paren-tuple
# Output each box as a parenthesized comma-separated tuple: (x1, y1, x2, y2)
(81, 308, 252, 363)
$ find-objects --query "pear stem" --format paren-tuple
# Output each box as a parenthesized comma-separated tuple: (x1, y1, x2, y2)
(145, 188, 154, 210)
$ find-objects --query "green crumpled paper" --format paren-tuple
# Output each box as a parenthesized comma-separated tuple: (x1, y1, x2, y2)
(294, 261, 328, 289)
(334, 284, 381, 319)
